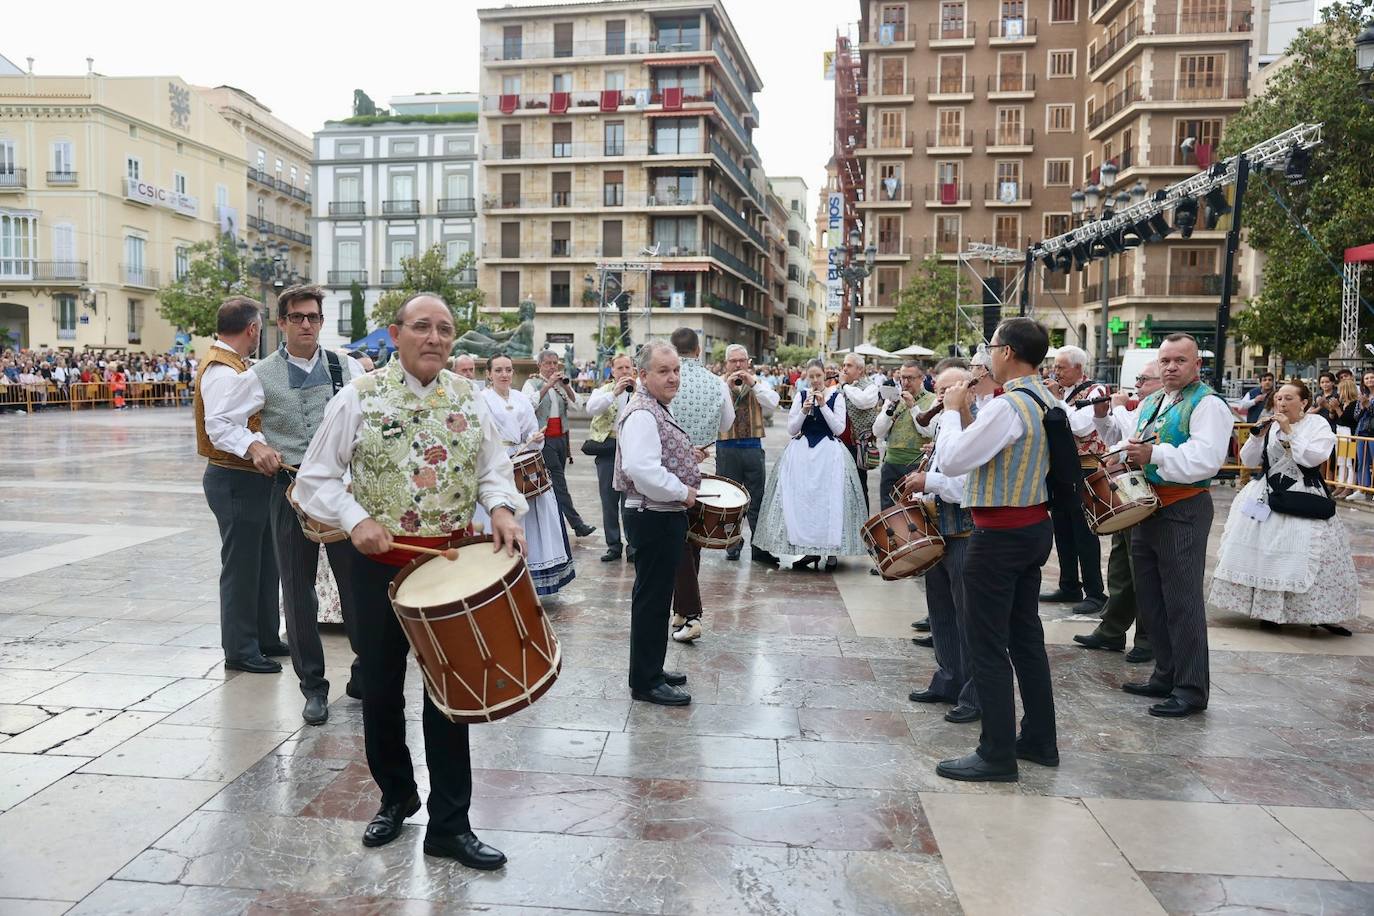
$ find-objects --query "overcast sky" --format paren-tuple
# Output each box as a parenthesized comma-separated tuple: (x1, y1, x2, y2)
(5, 0, 848, 218)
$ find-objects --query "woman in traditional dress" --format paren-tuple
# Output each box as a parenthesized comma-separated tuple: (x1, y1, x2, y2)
(753, 358, 867, 571)
(473, 353, 575, 596)
(1209, 380, 1358, 636)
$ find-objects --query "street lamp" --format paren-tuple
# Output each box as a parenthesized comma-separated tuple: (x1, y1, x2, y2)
(238, 239, 300, 358)
(1357, 22, 1374, 99)
(1073, 157, 1123, 382)
(837, 227, 877, 349)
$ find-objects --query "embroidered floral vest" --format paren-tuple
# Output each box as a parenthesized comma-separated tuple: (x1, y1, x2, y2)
(613, 392, 702, 501)
(883, 391, 937, 466)
(350, 362, 486, 536)
(720, 385, 766, 443)
(587, 381, 622, 442)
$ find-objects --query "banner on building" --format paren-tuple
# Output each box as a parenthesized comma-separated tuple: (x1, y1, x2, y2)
(822, 51, 835, 80)
(123, 178, 198, 218)
(826, 192, 845, 313)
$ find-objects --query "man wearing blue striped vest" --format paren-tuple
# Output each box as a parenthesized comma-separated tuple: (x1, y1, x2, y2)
(1117, 333, 1233, 718)
(930, 318, 1059, 782)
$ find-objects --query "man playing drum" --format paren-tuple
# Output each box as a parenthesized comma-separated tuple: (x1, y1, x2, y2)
(295, 292, 527, 869)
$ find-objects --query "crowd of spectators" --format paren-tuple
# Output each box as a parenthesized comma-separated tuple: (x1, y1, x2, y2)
(0, 347, 200, 411)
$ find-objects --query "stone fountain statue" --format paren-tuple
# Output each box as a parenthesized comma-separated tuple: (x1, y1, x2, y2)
(452, 297, 536, 360)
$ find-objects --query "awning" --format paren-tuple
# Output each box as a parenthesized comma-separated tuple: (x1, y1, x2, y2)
(650, 261, 710, 273)
(645, 55, 714, 67)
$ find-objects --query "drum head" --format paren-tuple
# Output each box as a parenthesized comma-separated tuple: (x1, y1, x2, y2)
(884, 540, 944, 578)
(394, 543, 521, 608)
(1093, 504, 1158, 534)
(698, 476, 749, 508)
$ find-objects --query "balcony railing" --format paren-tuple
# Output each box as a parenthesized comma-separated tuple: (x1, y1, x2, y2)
(1090, 12, 1252, 71)
(248, 167, 274, 187)
(876, 236, 913, 256)
(329, 201, 366, 217)
(709, 243, 764, 287)
(869, 22, 908, 42)
(484, 191, 706, 209)
(1084, 277, 1132, 301)
(46, 171, 78, 186)
(926, 129, 974, 149)
(382, 199, 420, 216)
(483, 140, 659, 161)
(327, 270, 368, 286)
(711, 37, 760, 124)
(248, 215, 312, 246)
(481, 89, 654, 113)
(380, 269, 406, 286)
(710, 192, 765, 248)
(0, 169, 26, 190)
(710, 138, 757, 200)
(988, 73, 1037, 94)
(928, 76, 975, 95)
(925, 183, 972, 204)
(859, 130, 917, 152)
(866, 182, 914, 203)
(984, 182, 1034, 204)
(0, 261, 89, 283)
(1144, 274, 1236, 297)
(437, 197, 477, 214)
(480, 37, 652, 60)
(1090, 18, 1141, 71)
(858, 77, 918, 97)
(1151, 78, 1247, 102)
(1088, 81, 1142, 130)
(986, 127, 1036, 147)
(703, 292, 766, 327)
(120, 265, 159, 288)
(929, 20, 976, 41)
(988, 17, 1037, 39)
(924, 236, 962, 256)
(712, 95, 751, 149)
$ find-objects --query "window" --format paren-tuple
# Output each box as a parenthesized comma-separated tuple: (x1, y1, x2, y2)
(554, 22, 574, 57)
(173, 171, 187, 195)
(1050, 0, 1076, 22)
(389, 140, 417, 157)
(57, 294, 77, 337)
(551, 270, 571, 307)
(653, 169, 696, 203)
(994, 214, 1020, 250)
(503, 25, 523, 60)
(551, 172, 571, 207)
(256, 149, 267, 170)
(604, 120, 625, 156)
(175, 245, 190, 280)
(882, 3, 910, 40)
(0, 212, 36, 276)
(651, 117, 700, 154)
(602, 220, 623, 257)
(654, 15, 701, 51)
(604, 70, 626, 91)
(289, 165, 298, 186)
(651, 272, 696, 308)
(937, 108, 963, 144)
(552, 122, 572, 158)
(875, 267, 902, 308)
(878, 109, 906, 146)
(606, 19, 627, 55)
(1046, 103, 1074, 132)
(275, 158, 283, 178)
(336, 141, 362, 158)
(1044, 213, 1072, 237)
(51, 224, 75, 275)
(336, 240, 361, 273)
(1044, 159, 1072, 186)
(337, 173, 361, 203)
(878, 57, 906, 95)
(502, 74, 522, 95)
(551, 221, 571, 257)
(935, 214, 961, 253)
(445, 238, 472, 267)
(445, 171, 471, 204)
(654, 66, 701, 95)
(124, 236, 146, 283)
(878, 162, 904, 199)
(51, 140, 74, 175)
(652, 216, 697, 253)
(0, 140, 15, 178)
(500, 270, 520, 308)
(937, 55, 965, 93)
(389, 239, 414, 268)
(995, 160, 1022, 189)
(501, 222, 520, 258)
(997, 52, 1026, 92)
(936, 160, 961, 186)
(996, 107, 1024, 144)
(125, 156, 141, 180)
(1177, 54, 1221, 98)
(1175, 118, 1223, 164)
(501, 124, 521, 159)
(1083, 152, 1095, 183)
(552, 72, 572, 93)
(216, 184, 229, 210)
(1048, 49, 1075, 77)
(603, 170, 624, 206)
(389, 172, 415, 203)
(939, 2, 965, 38)
(127, 299, 143, 343)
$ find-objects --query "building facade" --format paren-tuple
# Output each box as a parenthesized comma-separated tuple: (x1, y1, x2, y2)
(0, 69, 247, 351)
(475, 0, 772, 362)
(770, 176, 819, 348)
(312, 93, 479, 349)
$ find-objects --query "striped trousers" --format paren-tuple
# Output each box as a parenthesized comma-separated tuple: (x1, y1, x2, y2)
(1130, 492, 1213, 708)
(924, 535, 979, 709)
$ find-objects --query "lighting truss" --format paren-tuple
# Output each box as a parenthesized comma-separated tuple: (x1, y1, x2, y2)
(963, 242, 1023, 263)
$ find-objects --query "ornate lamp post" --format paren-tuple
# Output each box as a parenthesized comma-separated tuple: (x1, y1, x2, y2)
(238, 239, 300, 358)
(1357, 22, 1374, 99)
(838, 227, 877, 350)
(1071, 160, 1148, 381)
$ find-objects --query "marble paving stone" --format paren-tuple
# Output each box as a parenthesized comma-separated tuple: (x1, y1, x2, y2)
(299, 761, 426, 825)
(1139, 871, 1374, 916)
(797, 708, 916, 744)
(0, 637, 104, 670)
(0, 773, 222, 901)
(0, 701, 59, 736)
(625, 701, 801, 740)
(243, 892, 585, 915)
(66, 618, 200, 645)
(23, 671, 178, 709)
(160, 667, 344, 732)
(498, 694, 632, 733)
(55, 643, 231, 679)
(1269, 725, 1374, 763)
(161, 622, 230, 648)
(596, 731, 779, 784)
(545, 664, 720, 706)
(0, 751, 87, 810)
(81, 722, 291, 782)
(779, 738, 1003, 794)
(129, 677, 223, 713)
(0, 707, 164, 757)
(202, 753, 354, 817)
(1264, 805, 1374, 882)
(0, 613, 97, 639)
(1085, 798, 1343, 880)
(66, 879, 261, 915)
(714, 674, 920, 712)
(0, 900, 73, 916)
(1187, 755, 1374, 809)
(1082, 717, 1307, 759)
(0, 668, 78, 704)
(1015, 751, 1222, 803)
(469, 724, 608, 776)
(924, 793, 1165, 916)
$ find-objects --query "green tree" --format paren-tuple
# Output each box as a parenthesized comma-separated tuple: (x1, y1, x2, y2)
(156, 235, 256, 338)
(709, 340, 728, 364)
(348, 281, 367, 341)
(869, 256, 972, 355)
(775, 344, 819, 365)
(1224, 1, 1374, 361)
(370, 247, 483, 330)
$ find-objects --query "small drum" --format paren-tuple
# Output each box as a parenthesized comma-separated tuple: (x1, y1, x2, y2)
(286, 481, 348, 544)
(389, 535, 561, 724)
(861, 500, 945, 580)
(688, 475, 750, 549)
(893, 470, 924, 504)
(512, 450, 551, 497)
(1082, 464, 1159, 534)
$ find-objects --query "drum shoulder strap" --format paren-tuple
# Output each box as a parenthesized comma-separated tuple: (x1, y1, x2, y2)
(325, 350, 344, 397)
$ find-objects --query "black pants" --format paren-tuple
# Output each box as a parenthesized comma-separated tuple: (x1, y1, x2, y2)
(963, 519, 1057, 764)
(925, 536, 978, 709)
(714, 446, 766, 541)
(1095, 531, 1150, 649)
(351, 550, 472, 836)
(542, 435, 586, 530)
(1051, 490, 1105, 598)
(625, 509, 686, 690)
(267, 473, 363, 698)
(593, 452, 629, 549)
(846, 443, 870, 513)
(879, 459, 921, 512)
(672, 543, 702, 620)
(202, 464, 281, 663)
(1132, 493, 1212, 708)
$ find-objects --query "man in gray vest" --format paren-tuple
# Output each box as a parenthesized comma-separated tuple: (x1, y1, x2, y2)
(839, 353, 882, 512)
(522, 349, 595, 537)
(218, 285, 366, 726)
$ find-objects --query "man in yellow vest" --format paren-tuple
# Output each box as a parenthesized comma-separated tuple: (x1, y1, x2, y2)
(585, 352, 637, 561)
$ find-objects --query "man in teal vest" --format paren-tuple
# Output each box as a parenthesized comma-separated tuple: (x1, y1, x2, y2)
(929, 318, 1059, 783)
(1117, 333, 1233, 718)
(218, 285, 367, 726)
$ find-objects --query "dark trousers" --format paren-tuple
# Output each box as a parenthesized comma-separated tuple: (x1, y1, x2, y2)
(963, 519, 1056, 764)
(846, 443, 870, 513)
(267, 474, 363, 698)
(625, 510, 687, 690)
(1051, 491, 1105, 598)
(925, 535, 979, 709)
(203, 464, 281, 663)
(714, 446, 766, 542)
(1095, 531, 1150, 649)
(542, 435, 586, 529)
(879, 459, 921, 511)
(672, 543, 703, 620)
(351, 550, 472, 836)
(1132, 493, 1212, 708)
(593, 453, 628, 550)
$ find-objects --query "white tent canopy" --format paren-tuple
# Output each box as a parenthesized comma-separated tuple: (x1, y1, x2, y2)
(832, 343, 897, 359)
(891, 344, 935, 357)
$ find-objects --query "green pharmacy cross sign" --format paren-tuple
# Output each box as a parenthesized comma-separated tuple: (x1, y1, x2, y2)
(1135, 313, 1155, 348)
(1108, 317, 1126, 334)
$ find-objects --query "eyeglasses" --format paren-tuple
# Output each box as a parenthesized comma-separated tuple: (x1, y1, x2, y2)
(1136, 374, 1160, 382)
(982, 343, 1011, 353)
(400, 320, 457, 339)
(284, 313, 325, 325)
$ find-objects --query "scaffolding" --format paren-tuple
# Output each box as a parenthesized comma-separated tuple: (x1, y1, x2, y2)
(832, 27, 864, 338)
(1341, 243, 1373, 363)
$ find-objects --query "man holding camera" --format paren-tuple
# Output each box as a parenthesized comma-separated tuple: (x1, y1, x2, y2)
(585, 352, 637, 562)
(523, 349, 595, 538)
(716, 344, 779, 564)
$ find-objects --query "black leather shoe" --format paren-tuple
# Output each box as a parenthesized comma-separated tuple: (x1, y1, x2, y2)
(1125, 647, 1154, 664)
(302, 694, 328, 726)
(573, 523, 597, 538)
(626, 547, 637, 562)
(260, 643, 291, 657)
(224, 655, 281, 674)
(751, 547, 779, 566)
(909, 688, 954, 704)
(424, 830, 507, 870)
(944, 705, 981, 724)
(936, 751, 1018, 783)
(1015, 742, 1060, 767)
(912, 635, 934, 648)
(631, 683, 691, 706)
(1039, 588, 1083, 603)
(662, 670, 688, 687)
(362, 792, 421, 847)
(345, 679, 363, 700)
(725, 547, 741, 561)
(912, 618, 931, 632)
(1149, 697, 1204, 718)
(1073, 632, 1126, 652)
(1122, 681, 1171, 698)
(600, 547, 622, 562)
(792, 555, 821, 570)
(1071, 596, 1107, 615)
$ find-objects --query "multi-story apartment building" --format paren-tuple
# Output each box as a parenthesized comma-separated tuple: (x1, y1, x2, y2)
(0, 68, 246, 351)
(475, 0, 773, 361)
(764, 188, 789, 353)
(313, 93, 480, 348)
(770, 176, 819, 347)
(850, 0, 1305, 376)
(811, 193, 837, 350)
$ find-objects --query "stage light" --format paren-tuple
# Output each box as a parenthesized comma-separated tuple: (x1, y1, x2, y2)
(1284, 146, 1311, 185)
(1070, 240, 1091, 271)
(1203, 187, 1231, 230)
(1173, 197, 1199, 239)
(1121, 220, 1146, 248)
(1055, 250, 1074, 273)
(1146, 211, 1174, 242)
(1040, 250, 1058, 272)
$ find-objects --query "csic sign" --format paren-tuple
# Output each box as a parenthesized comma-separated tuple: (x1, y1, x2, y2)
(123, 178, 199, 218)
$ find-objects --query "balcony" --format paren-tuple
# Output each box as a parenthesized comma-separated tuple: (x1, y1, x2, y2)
(711, 37, 760, 126)
(928, 20, 976, 45)
(988, 17, 1037, 42)
(864, 22, 913, 45)
(248, 167, 274, 187)
(1144, 274, 1236, 297)
(326, 270, 368, 286)
(987, 73, 1036, 98)
(482, 141, 655, 161)
(0, 261, 89, 284)
(985, 127, 1035, 152)
(860, 182, 914, 206)
(328, 201, 366, 217)
(382, 199, 420, 217)
(1152, 78, 1247, 103)
(703, 292, 766, 327)
(875, 236, 913, 258)
(712, 95, 752, 150)
(247, 215, 312, 246)
(925, 183, 972, 207)
(1083, 277, 1132, 301)
(927, 76, 975, 100)
(1090, 18, 1141, 73)
(709, 243, 764, 288)
(0, 169, 26, 191)
(46, 171, 78, 186)
(984, 182, 1034, 206)
(710, 139, 758, 203)
(380, 269, 406, 287)
(1090, 11, 1253, 76)
(923, 236, 962, 256)
(480, 36, 651, 61)
(437, 197, 477, 215)
(120, 265, 160, 289)
(858, 77, 917, 100)
(1091, 0, 1132, 24)
(481, 89, 652, 114)
(483, 191, 705, 210)
(1088, 81, 1142, 131)
(857, 130, 916, 154)
(920, 130, 971, 155)
(710, 192, 766, 249)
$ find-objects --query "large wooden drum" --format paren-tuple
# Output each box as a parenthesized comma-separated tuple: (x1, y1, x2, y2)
(1081, 465, 1159, 535)
(687, 474, 749, 549)
(388, 536, 561, 724)
(861, 500, 945, 580)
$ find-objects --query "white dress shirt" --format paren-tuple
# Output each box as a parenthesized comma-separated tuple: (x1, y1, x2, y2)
(842, 381, 881, 411)
(788, 390, 847, 437)
(1136, 390, 1235, 482)
(917, 412, 969, 505)
(619, 409, 690, 509)
(522, 376, 582, 416)
(740, 380, 780, 416)
(585, 385, 631, 416)
(1239, 413, 1333, 470)
(211, 347, 365, 458)
(1062, 381, 1107, 437)
(935, 388, 1030, 478)
(294, 368, 527, 534)
(201, 340, 264, 459)
(1093, 402, 1145, 447)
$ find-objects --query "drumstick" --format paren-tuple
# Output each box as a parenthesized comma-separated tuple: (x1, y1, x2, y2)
(390, 542, 460, 561)
(280, 463, 299, 473)
(1096, 434, 1159, 464)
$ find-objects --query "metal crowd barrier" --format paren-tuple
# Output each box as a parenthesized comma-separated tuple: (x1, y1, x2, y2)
(1219, 423, 1374, 497)
(0, 381, 192, 412)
